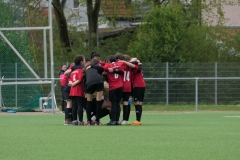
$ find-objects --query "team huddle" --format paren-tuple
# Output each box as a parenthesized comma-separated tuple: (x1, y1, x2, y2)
(60, 52, 146, 126)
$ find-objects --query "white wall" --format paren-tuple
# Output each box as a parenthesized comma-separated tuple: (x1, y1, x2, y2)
(202, 1, 240, 27)
(63, 0, 135, 30)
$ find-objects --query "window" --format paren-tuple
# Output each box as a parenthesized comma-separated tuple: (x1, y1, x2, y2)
(73, 0, 79, 8)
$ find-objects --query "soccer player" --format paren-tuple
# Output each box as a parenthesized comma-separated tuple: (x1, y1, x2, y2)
(62, 63, 74, 125)
(104, 54, 135, 125)
(120, 54, 133, 125)
(91, 51, 105, 66)
(90, 73, 112, 123)
(103, 55, 124, 125)
(130, 58, 146, 126)
(91, 51, 101, 60)
(84, 58, 104, 126)
(59, 64, 67, 114)
(113, 53, 133, 125)
(68, 55, 85, 125)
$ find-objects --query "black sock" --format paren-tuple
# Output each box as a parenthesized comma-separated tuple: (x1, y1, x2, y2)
(135, 105, 142, 121)
(100, 108, 110, 118)
(65, 108, 72, 120)
(126, 104, 131, 121)
(83, 98, 87, 111)
(95, 100, 102, 122)
(123, 105, 128, 120)
(109, 112, 112, 121)
(61, 100, 65, 112)
(78, 106, 83, 122)
(116, 104, 121, 121)
(65, 108, 69, 119)
(72, 105, 78, 121)
(111, 101, 117, 121)
(69, 108, 72, 121)
(86, 101, 92, 121)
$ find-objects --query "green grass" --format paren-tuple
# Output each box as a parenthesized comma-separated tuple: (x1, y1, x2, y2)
(142, 104, 240, 111)
(1, 111, 240, 160)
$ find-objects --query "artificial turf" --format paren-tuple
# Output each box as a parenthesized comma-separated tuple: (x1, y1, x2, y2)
(0, 112, 240, 160)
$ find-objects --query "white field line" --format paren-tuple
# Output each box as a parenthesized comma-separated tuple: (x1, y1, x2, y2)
(222, 116, 240, 118)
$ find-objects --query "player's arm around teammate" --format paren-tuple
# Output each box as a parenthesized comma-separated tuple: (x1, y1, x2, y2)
(68, 55, 85, 125)
(129, 58, 146, 126)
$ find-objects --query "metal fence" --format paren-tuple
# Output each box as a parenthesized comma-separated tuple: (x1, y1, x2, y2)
(1, 62, 240, 111)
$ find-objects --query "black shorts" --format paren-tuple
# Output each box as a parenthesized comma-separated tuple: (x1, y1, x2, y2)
(122, 92, 131, 101)
(133, 87, 145, 102)
(109, 87, 123, 102)
(61, 86, 70, 101)
(86, 82, 104, 94)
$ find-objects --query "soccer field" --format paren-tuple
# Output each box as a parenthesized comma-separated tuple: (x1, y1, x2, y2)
(0, 112, 240, 160)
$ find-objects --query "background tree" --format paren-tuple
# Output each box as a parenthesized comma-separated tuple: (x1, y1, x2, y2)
(22, 0, 240, 63)
(86, 0, 101, 51)
(52, 0, 71, 53)
(127, 4, 185, 62)
(126, 0, 240, 62)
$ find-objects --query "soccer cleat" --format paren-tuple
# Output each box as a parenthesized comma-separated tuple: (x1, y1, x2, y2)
(120, 120, 126, 125)
(107, 121, 117, 125)
(72, 120, 78, 125)
(130, 121, 142, 126)
(84, 121, 91, 126)
(94, 121, 103, 126)
(64, 119, 72, 125)
(78, 121, 84, 126)
(125, 121, 131, 125)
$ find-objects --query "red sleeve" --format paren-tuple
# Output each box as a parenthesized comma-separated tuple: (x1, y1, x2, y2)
(76, 69, 83, 81)
(132, 65, 138, 73)
(100, 61, 105, 66)
(119, 62, 127, 71)
(103, 64, 109, 72)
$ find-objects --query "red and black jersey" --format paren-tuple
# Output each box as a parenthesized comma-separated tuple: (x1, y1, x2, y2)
(60, 65, 73, 87)
(132, 65, 146, 88)
(69, 67, 84, 97)
(60, 74, 68, 87)
(123, 66, 132, 92)
(103, 61, 127, 91)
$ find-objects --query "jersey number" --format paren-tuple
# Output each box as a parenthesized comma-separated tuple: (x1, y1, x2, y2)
(114, 73, 119, 79)
(123, 71, 130, 81)
(73, 75, 76, 81)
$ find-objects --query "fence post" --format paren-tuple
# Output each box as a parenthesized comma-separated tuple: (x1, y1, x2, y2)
(166, 62, 169, 105)
(43, 29, 47, 79)
(0, 66, 2, 110)
(48, 0, 55, 114)
(215, 62, 217, 105)
(195, 77, 199, 112)
(15, 62, 17, 108)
